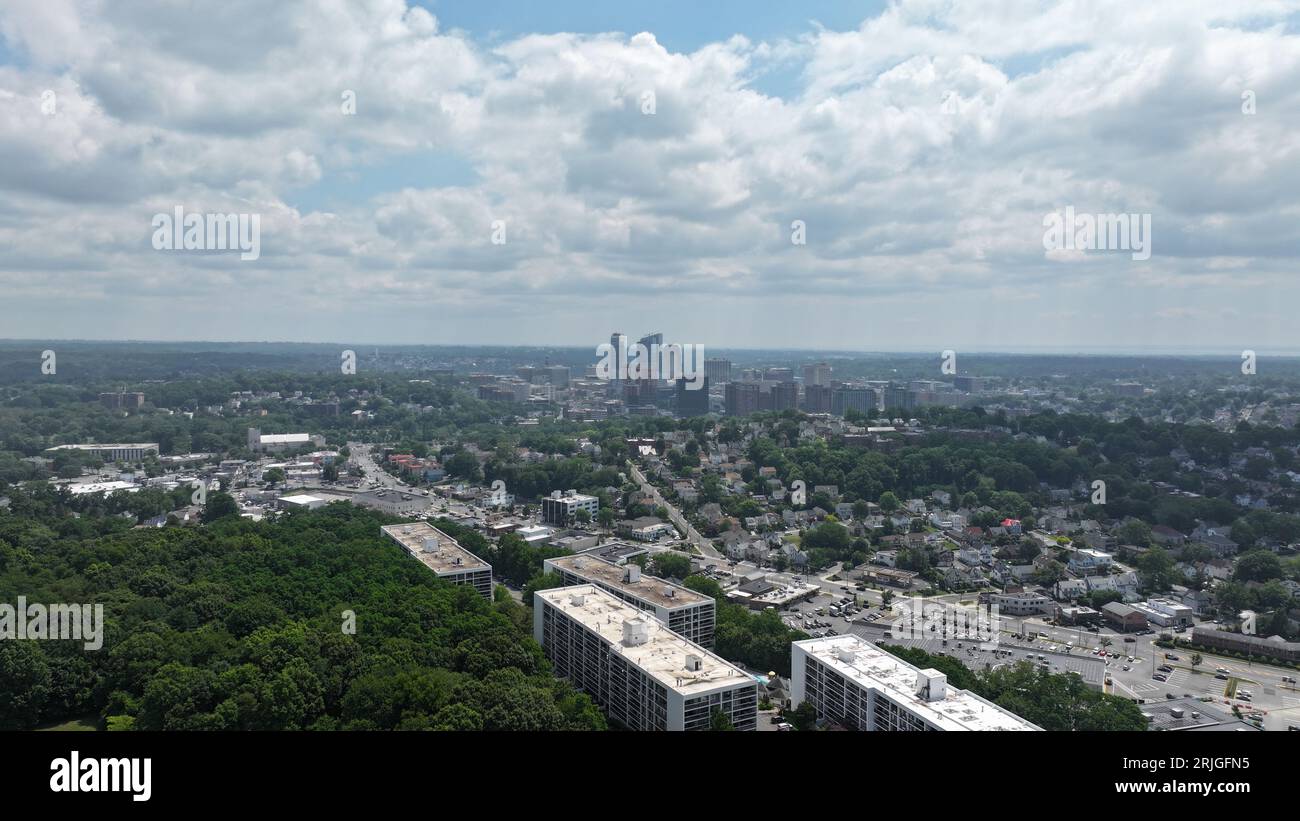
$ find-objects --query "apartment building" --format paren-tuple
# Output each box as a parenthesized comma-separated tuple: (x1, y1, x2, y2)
(543, 553, 715, 647)
(534, 585, 758, 731)
(791, 635, 1040, 731)
(380, 522, 493, 598)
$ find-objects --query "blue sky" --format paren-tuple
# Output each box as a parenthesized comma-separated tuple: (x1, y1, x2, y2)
(420, 0, 886, 52)
(2, 0, 1300, 351)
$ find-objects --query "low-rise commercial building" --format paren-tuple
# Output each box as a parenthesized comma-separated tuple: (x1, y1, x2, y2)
(991, 591, 1057, 617)
(380, 522, 493, 598)
(534, 585, 758, 731)
(1130, 598, 1194, 628)
(1190, 627, 1300, 664)
(544, 553, 715, 647)
(277, 493, 326, 511)
(45, 443, 159, 462)
(1101, 601, 1149, 632)
(791, 635, 1040, 731)
(540, 489, 600, 525)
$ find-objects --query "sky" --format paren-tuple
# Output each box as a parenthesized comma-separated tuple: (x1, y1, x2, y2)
(1, 0, 1299, 353)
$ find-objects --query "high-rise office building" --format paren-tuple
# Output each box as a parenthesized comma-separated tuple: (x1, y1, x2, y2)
(676, 377, 710, 416)
(802, 384, 832, 413)
(725, 382, 761, 416)
(831, 386, 877, 417)
(883, 384, 917, 412)
(704, 358, 732, 385)
(802, 363, 832, 387)
(765, 367, 794, 382)
(548, 366, 571, 388)
(770, 381, 799, 411)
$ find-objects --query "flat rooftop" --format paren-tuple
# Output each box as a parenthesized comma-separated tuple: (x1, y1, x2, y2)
(539, 585, 752, 696)
(796, 635, 1040, 731)
(1140, 697, 1258, 731)
(547, 554, 709, 609)
(380, 522, 491, 575)
(46, 443, 159, 450)
(259, 433, 311, 443)
(578, 541, 648, 562)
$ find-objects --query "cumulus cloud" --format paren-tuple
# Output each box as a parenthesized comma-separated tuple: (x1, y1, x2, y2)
(1, 0, 1299, 350)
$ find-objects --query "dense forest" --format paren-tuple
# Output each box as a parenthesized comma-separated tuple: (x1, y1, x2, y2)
(0, 500, 605, 731)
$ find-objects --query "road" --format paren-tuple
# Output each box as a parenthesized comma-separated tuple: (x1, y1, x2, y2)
(628, 462, 721, 558)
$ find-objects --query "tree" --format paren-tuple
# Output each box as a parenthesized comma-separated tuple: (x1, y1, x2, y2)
(788, 701, 819, 731)
(522, 571, 566, 607)
(1117, 519, 1152, 547)
(575, 508, 592, 524)
(445, 450, 482, 483)
(0, 642, 50, 730)
(262, 467, 285, 487)
(878, 492, 901, 514)
(709, 708, 735, 731)
(652, 551, 692, 580)
(1234, 550, 1283, 583)
(1136, 547, 1180, 592)
(1190, 653, 1203, 670)
(201, 490, 240, 523)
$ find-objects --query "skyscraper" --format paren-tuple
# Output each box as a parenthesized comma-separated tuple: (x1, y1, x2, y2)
(725, 382, 761, 416)
(676, 377, 710, 416)
(704, 358, 732, 385)
(802, 363, 832, 386)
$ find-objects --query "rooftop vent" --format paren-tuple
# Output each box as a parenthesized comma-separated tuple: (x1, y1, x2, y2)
(570, 593, 586, 606)
(1170, 708, 1185, 719)
(685, 654, 702, 672)
(665, 587, 675, 598)
(625, 565, 641, 583)
(421, 536, 439, 553)
(916, 669, 948, 703)
(622, 619, 650, 647)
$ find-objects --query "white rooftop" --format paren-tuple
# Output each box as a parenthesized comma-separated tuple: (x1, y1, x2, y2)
(259, 433, 311, 444)
(279, 494, 323, 504)
(66, 480, 139, 495)
(796, 635, 1040, 731)
(380, 522, 491, 576)
(539, 585, 753, 696)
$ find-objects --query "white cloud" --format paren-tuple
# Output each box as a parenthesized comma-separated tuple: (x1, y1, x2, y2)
(1, 0, 1299, 349)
